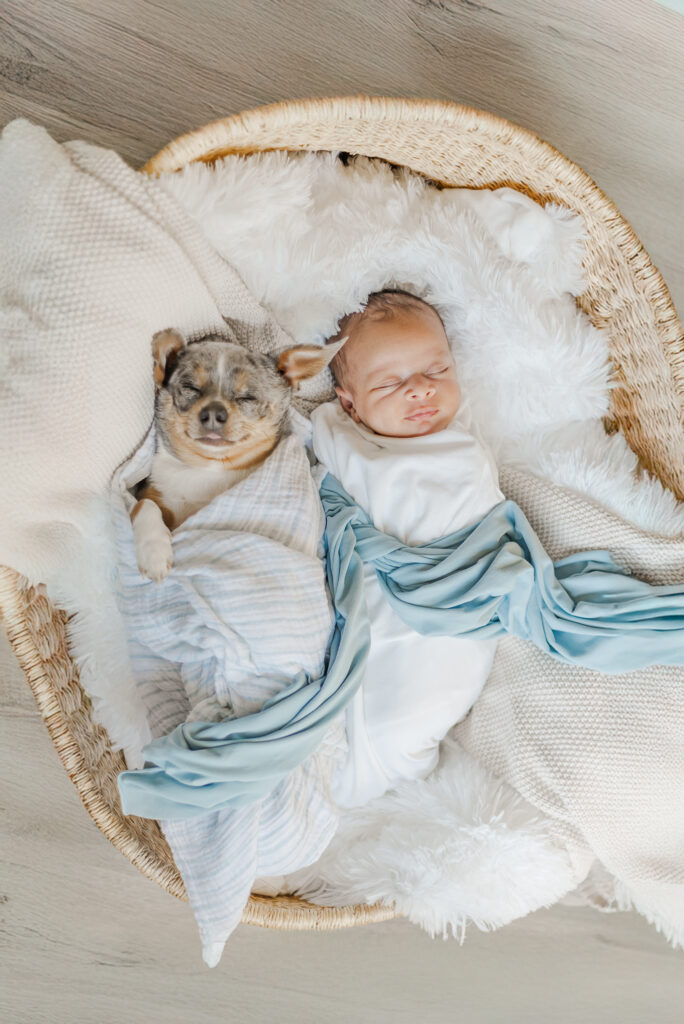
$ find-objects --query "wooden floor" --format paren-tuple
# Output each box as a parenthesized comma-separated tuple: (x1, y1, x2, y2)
(3, 0, 683, 319)
(2, 1, 684, 1021)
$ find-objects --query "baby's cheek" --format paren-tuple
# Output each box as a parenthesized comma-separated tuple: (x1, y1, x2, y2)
(445, 380, 461, 411)
(359, 397, 388, 433)
(378, 397, 409, 433)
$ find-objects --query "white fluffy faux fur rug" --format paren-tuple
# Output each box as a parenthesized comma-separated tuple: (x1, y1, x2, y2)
(284, 741, 580, 939)
(74, 151, 684, 944)
(159, 151, 684, 536)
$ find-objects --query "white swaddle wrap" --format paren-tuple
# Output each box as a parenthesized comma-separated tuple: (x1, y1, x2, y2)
(311, 400, 505, 807)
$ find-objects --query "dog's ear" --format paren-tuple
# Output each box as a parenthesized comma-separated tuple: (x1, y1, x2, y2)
(152, 329, 186, 387)
(276, 337, 348, 390)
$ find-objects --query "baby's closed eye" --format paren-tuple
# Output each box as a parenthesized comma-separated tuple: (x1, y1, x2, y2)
(373, 367, 449, 390)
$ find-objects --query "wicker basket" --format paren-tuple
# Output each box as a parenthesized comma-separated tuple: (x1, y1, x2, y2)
(1, 95, 683, 931)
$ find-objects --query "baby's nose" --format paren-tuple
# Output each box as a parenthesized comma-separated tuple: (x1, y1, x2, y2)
(199, 401, 228, 430)
(406, 375, 435, 398)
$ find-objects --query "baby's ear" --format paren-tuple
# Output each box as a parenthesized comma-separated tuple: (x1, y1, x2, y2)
(152, 329, 186, 386)
(276, 337, 347, 390)
(335, 387, 356, 418)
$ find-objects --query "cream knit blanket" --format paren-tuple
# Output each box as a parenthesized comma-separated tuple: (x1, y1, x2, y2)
(456, 465, 684, 938)
(0, 119, 332, 587)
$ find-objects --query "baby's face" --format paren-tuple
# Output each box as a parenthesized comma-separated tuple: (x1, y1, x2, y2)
(335, 308, 461, 437)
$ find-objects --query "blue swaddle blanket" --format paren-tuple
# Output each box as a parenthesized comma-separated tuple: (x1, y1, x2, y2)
(322, 474, 684, 672)
(119, 471, 684, 821)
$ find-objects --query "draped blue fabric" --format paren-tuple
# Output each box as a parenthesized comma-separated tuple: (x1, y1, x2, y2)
(322, 475, 684, 673)
(119, 472, 684, 820)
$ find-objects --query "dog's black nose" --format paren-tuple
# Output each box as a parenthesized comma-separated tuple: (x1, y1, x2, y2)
(199, 402, 228, 429)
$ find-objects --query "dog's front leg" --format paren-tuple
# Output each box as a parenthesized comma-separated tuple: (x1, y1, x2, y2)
(131, 493, 174, 583)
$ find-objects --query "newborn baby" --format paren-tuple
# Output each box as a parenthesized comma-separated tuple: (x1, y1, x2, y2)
(311, 290, 504, 807)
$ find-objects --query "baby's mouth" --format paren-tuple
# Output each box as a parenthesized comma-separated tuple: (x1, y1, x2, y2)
(405, 407, 438, 421)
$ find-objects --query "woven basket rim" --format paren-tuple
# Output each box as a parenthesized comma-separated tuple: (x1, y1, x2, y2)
(143, 94, 683, 396)
(3, 93, 683, 936)
(144, 94, 564, 172)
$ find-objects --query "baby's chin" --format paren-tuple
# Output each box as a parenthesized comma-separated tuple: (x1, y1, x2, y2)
(401, 419, 449, 437)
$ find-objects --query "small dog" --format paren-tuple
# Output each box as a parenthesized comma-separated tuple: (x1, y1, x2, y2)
(132, 328, 343, 582)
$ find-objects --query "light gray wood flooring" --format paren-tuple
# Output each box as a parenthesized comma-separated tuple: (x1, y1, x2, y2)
(2, 0, 683, 318)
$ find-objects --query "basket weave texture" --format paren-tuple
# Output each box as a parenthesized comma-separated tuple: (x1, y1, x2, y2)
(1, 95, 682, 930)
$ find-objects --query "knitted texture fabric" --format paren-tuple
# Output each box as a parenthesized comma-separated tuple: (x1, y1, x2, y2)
(456, 466, 684, 912)
(0, 120, 332, 585)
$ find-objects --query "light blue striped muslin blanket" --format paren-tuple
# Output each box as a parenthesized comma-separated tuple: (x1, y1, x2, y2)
(110, 426, 345, 964)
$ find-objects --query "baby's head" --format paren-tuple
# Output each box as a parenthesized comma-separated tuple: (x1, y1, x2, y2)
(328, 291, 461, 437)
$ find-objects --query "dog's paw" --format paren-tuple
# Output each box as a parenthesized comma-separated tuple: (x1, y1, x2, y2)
(137, 535, 174, 583)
